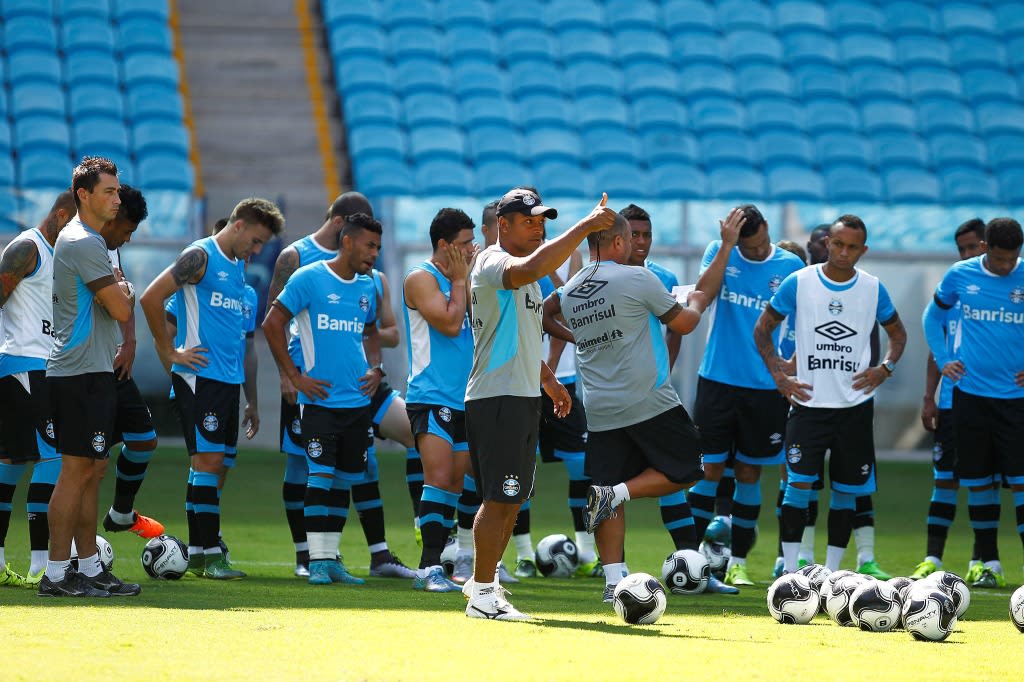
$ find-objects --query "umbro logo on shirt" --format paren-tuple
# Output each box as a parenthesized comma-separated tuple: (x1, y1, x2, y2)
(568, 279, 608, 300)
(815, 321, 857, 342)
(966, 284, 981, 295)
(726, 266, 741, 277)
(327, 293, 341, 304)
(1011, 287, 1024, 304)
(217, 270, 229, 280)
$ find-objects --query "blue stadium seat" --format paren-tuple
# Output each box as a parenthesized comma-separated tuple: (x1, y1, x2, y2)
(545, 1, 606, 32)
(615, 29, 672, 67)
(126, 83, 185, 122)
(883, 167, 941, 203)
(0, 188, 19, 232)
(904, 67, 961, 101)
(793, 64, 851, 99)
(403, 93, 458, 128)
(986, 134, 1024, 170)
(323, 0, 381, 29)
(73, 117, 130, 157)
(475, 159, 534, 197)
(976, 102, 1024, 136)
(133, 120, 189, 157)
(748, 97, 804, 132)
(352, 157, 414, 197)
(626, 63, 684, 98)
(805, 99, 860, 134)
(559, 28, 614, 63)
(62, 17, 116, 53)
(632, 94, 688, 131)
(884, 2, 938, 36)
(451, 60, 505, 98)
(329, 26, 386, 60)
(669, 30, 724, 65)
(663, 0, 716, 34)
(123, 53, 180, 88)
(940, 168, 999, 204)
(14, 115, 70, 153)
(766, 164, 825, 202)
(583, 126, 641, 164)
(7, 50, 62, 86)
(873, 132, 930, 168)
(930, 133, 987, 169)
(394, 58, 450, 96)
(347, 124, 406, 161)
(10, 83, 66, 118)
(651, 162, 707, 199)
(756, 131, 815, 167)
(894, 36, 951, 69)
(700, 132, 756, 167)
(414, 159, 473, 195)
(961, 69, 1020, 105)
(118, 17, 174, 54)
(467, 124, 524, 162)
(575, 94, 630, 129)
(839, 33, 896, 67)
(849, 65, 908, 101)
(137, 153, 195, 192)
(507, 60, 564, 98)
(64, 51, 119, 86)
(828, 2, 884, 33)
(689, 96, 746, 133)
(113, 0, 170, 23)
(525, 127, 583, 164)
(18, 151, 74, 189)
(3, 0, 53, 19)
(409, 126, 465, 163)
(677, 64, 734, 98)
(640, 129, 699, 165)
(381, 0, 434, 29)
(343, 92, 400, 128)
(445, 26, 499, 63)
(949, 35, 1007, 70)
(493, 0, 544, 25)
(917, 98, 974, 135)
(501, 28, 558, 63)
(4, 16, 58, 51)
(533, 159, 587, 198)
(708, 164, 765, 200)
(103, 153, 135, 183)
(0, 121, 11, 152)
(436, 0, 491, 28)
(590, 161, 650, 197)
(815, 132, 874, 167)
(995, 4, 1024, 37)
(459, 94, 515, 128)
(998, 169, 1024, 203)
(824, 165, 883, 202)
(59, 0, 112, 19)
(716, 0, 774, 32)
(782, 31, 839, 66)
(861, 101, 916, 133)
(518, 93, 572, 128)
(941, 5, 996, 36)
(1009, 36, 1024, 72)
(737, 65, 794, 98)
(726, 30, 783, 65)
(606, 0, 660, 30)
(564, 60, 623, 97)
(336, 56, 394, 95)
(774, 1, 828, 32)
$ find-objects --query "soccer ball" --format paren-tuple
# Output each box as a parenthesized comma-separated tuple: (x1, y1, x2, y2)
(70, 534, 114, 571)
(439, 536, 458, 577)
(902, 586, 957, 641)
(534, 534, 579, 578)
(699, 541, 730, 578)
(612, 573, 668, 625)
(820, 569, 856, 612)
(849, 580, 902, 632)
(796, 563, 831, 593)
(825, 575, 863, 626)
(661, 549, 709, 595)
(925, 571, 970, 619)
(887, 576, 914, 603)
(1009, 585, 1024, 632)
(704, 515, 731, 545)
(767, 574, 819, 624)
(141, 535, 189, 580)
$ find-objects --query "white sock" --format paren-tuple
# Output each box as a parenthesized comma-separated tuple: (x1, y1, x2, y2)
(782, 542, 800, 573)
(799, 524, 815, 561)
(726, 556, 745, 570)
(611, 483, 630, 508)
(45, 559, 70, 582)
(984, 559, 1003, 573)
(513, 533, 533, 560)
(575, 531, 596, 563)
(472, 579, 497, 601)
(368, 542, 388, 555)
(0, 547, 5, 568)
(457, 527, 474, 558)
(107, 507, 135, 525)
(853, 526, 874, 564)
(924, 555, 942, 568)
(188, 545, 202, 559)
(29, 550, 47, 575)
(307, 532, 334, 561)
(825, 545, 846, 572)
(294, 541, 309, 553)
(203, 547, 223, 556)
(78, 553, 102, 578)
(603, 562, 627, 587)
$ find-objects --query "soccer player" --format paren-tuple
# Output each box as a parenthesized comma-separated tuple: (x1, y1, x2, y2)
(0, 191, 74, 588)
(263, 212, 383, 585)
(403, 207, 476, 591)
(686, 205, 804, 587)
(923, 217, 1024, 588)
(141, 197, 284, 580)
(755, 214, 907, 575)
(912, 218, 988, 581)
(42, 157, 139, 597)
(547, 212, 712, 601)
(463, 187, 615, 620)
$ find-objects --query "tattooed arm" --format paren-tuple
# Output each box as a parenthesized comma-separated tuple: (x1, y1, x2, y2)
(754, 304, 812, 404)
(267, 246, 299, 308)
(0, 239, 39, 308)
(140, 247, 209, 373)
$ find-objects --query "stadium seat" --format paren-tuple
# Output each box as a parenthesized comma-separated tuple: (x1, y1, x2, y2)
(436, 0, 491, 28)
(782, 31, 839, 66)
(395, 58, 451, 97)
(0, 188, 19, 232)
(18, 151, 74, 189)
(708, 164, 765, 200)
(849, 65, 908, 101)
(0, 121, 12, 152)
(475, 159, 534, 197)
(126, 83, 185, 122)
(7, 50, 62, 86)
(59, 0, 112, 19)
(74, 117, 131, 157)
(136, 153, 195, 192)
(756, 131, 815, 167)
(748, 97, 804, 132)
(62, 17, 116, 53)
(402, 93, 458, 128)
(828, 2, 884, 33)
(4, 16, 58, 52)
(323, 0, 381, 29)
(533, 159, 587, 197)
(904, 67, 961, 101)
(815, 132, 874, 167)
(545, 1, 605, 32)
(507, 60, 564, 98)
(335, 56, 394, 95)
(792, 64, 851, 99)
(677, 64, 734, 99)
(986, 134, 1024, 170)
(663, 0, 716, 34)
(518, 93, 572, 128)
(884, 2, 938, 36)
(380, 0, 434, 29)
(117, 17, 174, 54)
(640, 129, 699, 165)
(467, 125, 524, 162)
(413, 159, 473, 196)
(930, 133, 987, 169)
(917, 98, 975, 135)
(941, 4, 996, 36)
(606, 0, 660, 30)
(575, 94, 630, 129)
(1009, 36, 1024, 72)
(329, 27, 386, 60)
(450, 60, 505, 99)
(883, 167, 941, 203)
(824, 165, 883, 202)
(582, 127, 640, 164)
(726, 31, 783, 65)
(590, 161, 650, 197)
(64, 51, 120, 87)
(737, 65, 794, 99)
(949, 35, 1007, 70)
(669, 30, 724, 66)
(501, 28, 558, 63)
(3, 0, 53, 19)
(689, 96, 746, 133)
(894, 36, 952, 70)
(766, 164, 825, 202)
(625, 63, 683, 98)
(839, 33, 895, 68)
(976, 102, 1024, 136)
(872, 133, 930, 168)
(805, 99, 860, 134)
(347, 124, 406, 161)
(525, 127, 583, 164)
(716, 0, 774, 32)
(14, 115, 70, 154)
(631, 94, 688, 132)
(559, 28, 614, 63)
(700, 132, 756, 167)
(615, 29, 672, 67)
(459, 94, 515, 128)
(132, 120, 189, 157)
(861, 101, 916, 134)
(774, 1, 828, 32)
(564, 60, 623, 97)
(342, 92, 400, 128)
(445, 26, 499, 64)
(123, 54, 180, 89)
(492, 0, 544, 26)
(940, 168, 999, 204)
(961, 69, 1020, 105)
(409, 126, 465, 163)
(113, 0, 170, 23)
(995, 3, 1024, 37)
(998, 169, 1024, 203)
(651, 162, 707, 199)
(10, 82, 66, 119)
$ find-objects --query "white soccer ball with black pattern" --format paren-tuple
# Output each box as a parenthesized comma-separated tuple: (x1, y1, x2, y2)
(1009, 585, 1024, 632)
(699, 541, 730, 578)
(661, 549, 709, 595)
(849, 580, 902, 632)
(613, 572, 668, 625)
(70, 534, 114, 572)
(439, 535, 458, 577)
(820, 569, 856, 612)
(796, 563, 831, 594)
(902, 586, 957, 641)
(767, 574, 819, 624)
(141, 535, 189, 580)
(924, 571, 970, 618)
(887, 576, 914, 603)
(825, 575, 864, 627)
(534, 534, 579, 578)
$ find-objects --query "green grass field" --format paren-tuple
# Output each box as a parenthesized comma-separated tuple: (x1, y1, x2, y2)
(2, 446, 1023, 681)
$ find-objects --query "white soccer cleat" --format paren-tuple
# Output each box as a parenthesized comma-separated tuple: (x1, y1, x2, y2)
(465, 586, 531, 621)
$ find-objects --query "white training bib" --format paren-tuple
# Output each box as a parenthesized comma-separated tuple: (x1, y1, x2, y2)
(0, 229, 56, 362)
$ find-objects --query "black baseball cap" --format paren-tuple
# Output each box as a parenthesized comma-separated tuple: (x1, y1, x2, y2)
(495, 188, 558, 219)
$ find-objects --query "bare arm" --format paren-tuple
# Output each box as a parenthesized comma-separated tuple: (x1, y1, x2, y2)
(262, 301, 330, 402)
(0, 239, 39, 308)
(542, 291, 575, 343)
(754, 305, 812, 403)
(540, 361, 571, 418)
(661, 290, 710, 337)
(375, 272, 400, 348)
(242, 336, 259, 438)
(113, 263, 138, 379)
(140, 247, 208, 372)
(267, 246, 299, 308)
(666, 330, 682, 370)
(358, 323, 384, 397)
(693, 208, 745, 301)
(405, 244, 470, 337)
(921, 352, 941, 432)
(93, 279, 134, 323)
(852, 314, 907, 393)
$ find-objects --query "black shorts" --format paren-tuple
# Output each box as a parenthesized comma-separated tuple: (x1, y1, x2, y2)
(171, 374, 239, 456)
(466, 395, 540, 503)
(0, 370, 56, 463)
(932, 408, 957, 480)
(585, 405, 703, 487)
(784, 400, 876, 495)
(539, 380, 587, 462)
(693, 376, 788, 465)
(113, 376, 156, 446)
(369, 381, 399, 435)
(49, 372, 116, 460)
(407, 403, 469, 452)
(279, 397, 305, 456)
(300, 404, 370, 481)
(952, 388, 1024, 486)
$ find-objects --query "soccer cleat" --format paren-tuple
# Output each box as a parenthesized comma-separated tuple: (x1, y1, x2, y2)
(204, 555, 246, 580)
(910, 559, 939, 580)
(772, 557, 785, 579)
(576, 558, 604, 578)
(413, 566, 461, 592)
(971, 567, 1006, 589)
(37, 570, 110, 598)
(326, 558, 365, 585)
(466, 586, 530, 621)
(370, 552, 416, 579)
(0, 564, 27, 587)
(798, 558, 809, 568)
(514, 558, 538, 579)
(294, 563, 310, 578)
(103, 510, 165, 539)
(497, 562, 519, 585)
(724, 563, 754, 586)
(584, 485, 618, 534)
(452, 554, 474, 584)
(704, 515, 732, 546)
(857, 560, 892, 580)
(218, 537, 231, 564)
(22, 568, 44, 589)
(186, 552, 206, 578)
(706, 575, 740, 595)
(308, 561, 332, 585)
(82, 568, 141, 596)
(602, 585, 615, 603)
(964, 561, 984, 584)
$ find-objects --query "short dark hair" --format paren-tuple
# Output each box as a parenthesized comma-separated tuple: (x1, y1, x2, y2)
(776, 239, 808, 265)
(985, 217, 1023, 251)
(212, 218, 229, 234)
(71, 156, 118, 208)
(117, 184, 148, 225)
(429, 208, 474, 251)
(587, 212, 630, 249)
(619, 203, 650, 223)
(954, 218, 985, 242)
(834, 214, 867, 240)
(810, 224, 831, 241)
(329, 191, 373, 219)
(229, 197, 285, 235)
(738, 204, 766, 238)
(342, 212, 383, 240)
(482, 200, 498, 226)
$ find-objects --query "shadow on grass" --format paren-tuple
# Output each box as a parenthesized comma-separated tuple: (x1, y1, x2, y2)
(531, 616, 767, 642)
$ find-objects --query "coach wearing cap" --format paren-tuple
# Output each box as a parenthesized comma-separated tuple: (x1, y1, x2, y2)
(462, 187, 616, 620)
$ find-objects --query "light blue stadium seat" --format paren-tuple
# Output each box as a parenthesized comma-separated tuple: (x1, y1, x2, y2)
(884, 2, 938, 36)
(3, 0, 53, 19)
(700, 132, 755, 167)
(380, 0, 434, 29)
(998, 169, 1024, 203)
(518, 93, 572, 128)
(756, 131, 814, 167)
(940, 168, 999, 204)
(403, 92, 458, 128)
(7, 50, 62, 85)
(413, 159, 473, 195)
(1009, 36, 1024, 72)
(467, 125, 523, 162)
(716, 0, 774, 32)
(737, 65, 794, 98)
(14, 115, 70, 154)
(104, 153, 135, 183)
(533, 159, 587, 198)
(0, 121, 11, 152)
(123, 53, 180, 88)
(873, 132, 929, 168)
(0, 188, 19, 232)
(545, 0, 605, 32)
(343, 92, 400, 128)
(828, 2, 884, 33)
(127, 83, 185, 122)
(839, 33, 895, 67)
(137, 153, 194, 192)
(74, 117, 130, 157)
(663, 0, 716, 34)
(389, 26, 444, 62)
(113, 0, 169, 23)
(849, 65, 909, 101)
(347, 124, 406, 160)
(437, 0, 491, 28)
(64, 51, 119, 86)
(689, 96, 746, 133)
(976, 102, 1024, 136)
(677, 64, 734, 98)
(525, 127, 583, 164)
(949, 35, 1007, 70)
(930, 133, 987, 169)
(493, 0, 544, 25)
(995, 3, 1024, 37)
(507, 60, 564, 98)
(669, 30, 723, 66)
(805, 99, 860, 134)
(394, 58, 450, 96)
(986, 134, 1024, 170)
(640, 129, 699, 165)
(408, 125, 465, 163)
(10, 83, 66, 118)
(582, 127, 640, 164)
(352, 157, 414, 196)
(905, 67, 962, 100)
(651, 162, 707, 199)
(59, 0, 112, 19)
(559, 28, 614, 63)
(564, 60, 623, 97)
(708, 164, 765, 200)
(459, 94, 515, 128)
(748, 97, 804, 131)
(774, 1, 828, 32)
(451, 60, 505, 98)
(606, 0, 660, 30)
(117, 17, 173, 54)
(323, 0, 381, 29)
(894, 36, 951, 70)
(475, 159, 533, 197)
(62, 17, 116, 53)
(861, 101, 916, 133)
(824, 165, 883, 202)
(625, 63, 683, 98)
(335, 55, 394, 95)
(328, 26, 386, 60)
(616, 29, 673, 67)
(961, 69, 1020, 104)
(766, 164, 825, 202)
(815, 132, 873, 167)
(18, 151, 74, 189)
(917, 98, 974, 135)
(590, 161, 650, 197)
(782, 31, 839, 66)
(575, 94, 630, 129)
(445, 26, 499, 63)
(793, 64, 851, 99)
(883, 167, 941, 203)
(4, 16, 58, 51)
(726, 30, 783, 65)
(133, 120, 189, 156)
(941, 4, 996, 36)
(632, 94, 688, 131)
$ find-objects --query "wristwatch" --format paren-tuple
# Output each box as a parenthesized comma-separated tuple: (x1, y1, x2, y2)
(373, 364, 386, 377)
(881, 360, 895, 375)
